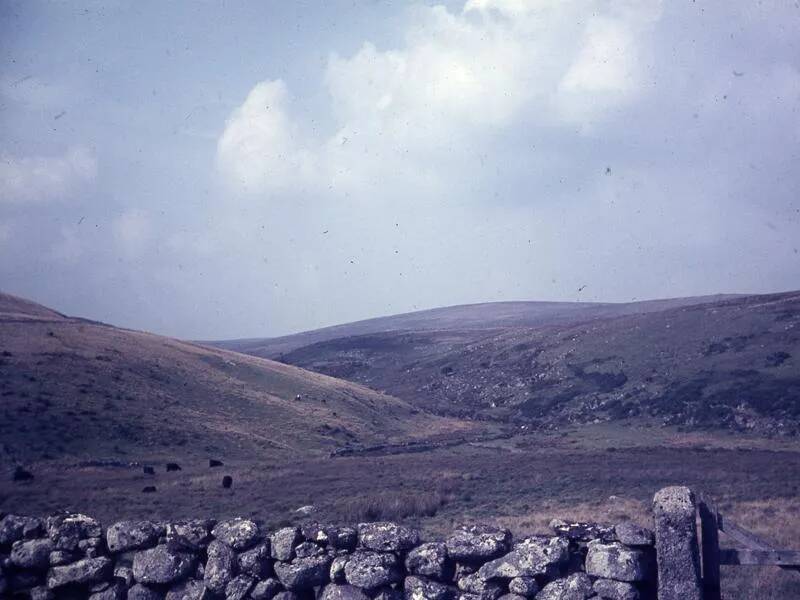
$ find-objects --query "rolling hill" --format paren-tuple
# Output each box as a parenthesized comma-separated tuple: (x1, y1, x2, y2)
(216, 291, 800, 436)
(0, 292, 476, 468)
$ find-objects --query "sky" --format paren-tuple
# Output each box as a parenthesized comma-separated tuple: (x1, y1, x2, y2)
(1, 0, 799, 340)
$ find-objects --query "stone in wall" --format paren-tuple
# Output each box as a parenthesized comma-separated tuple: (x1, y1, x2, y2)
(0, 509, 659, 600)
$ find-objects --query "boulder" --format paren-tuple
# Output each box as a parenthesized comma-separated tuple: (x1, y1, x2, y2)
(128, 583, 165, 600)
(344, 551, 402, 589)
(205, 539, 236, 594)
(445, 525, 511, 563)
(271, 527, 302, 561)
(47, 556, 113, 588)
(0, 515, 43, 545)
(226, 574, 256, 600)
(456, 572, 503, 600)
(614, 523, 654, 547)
(212, 518, 261, 550)
(238, 542, 272, 578)
(79, 536, 105, 558)
(250, 577, 282, 600)
(274, 554, 332, 589)
(406, 542, 451, 581)
(11, 538, 54, 569)
(592, 578, 640, 600)
(107, 521, 163, 553)
(358, 522, 420, 552)
(495, 595, 526, 600)
(166, 520, 215, 551)
(477, 536, 569, 580)
(273, 592, 300, 600)
(132, 545, 196, 585)
(508, 577, 539, 597)
(319, 583, 372, 600)
(585, 541, 651, 583)
(405, 575, 458, 600)
(535, 573, 593, 600)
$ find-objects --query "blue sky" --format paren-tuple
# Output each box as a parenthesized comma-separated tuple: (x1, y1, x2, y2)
(1, 0, 799, 339)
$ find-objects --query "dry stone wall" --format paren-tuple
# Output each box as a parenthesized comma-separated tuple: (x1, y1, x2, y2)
(0, 511, 659, 600)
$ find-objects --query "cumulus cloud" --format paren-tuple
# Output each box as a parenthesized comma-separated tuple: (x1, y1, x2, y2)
(0, 146, 97, 204)
(217, 0, 662, 196)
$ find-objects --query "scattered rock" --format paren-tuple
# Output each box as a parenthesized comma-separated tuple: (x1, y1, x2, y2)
(209, 459, 224, 467)
(142, 486, 157, 494)
(143, 466, 155, 475)
(166, 463, 182, 472)
(222, 475, 233, 489)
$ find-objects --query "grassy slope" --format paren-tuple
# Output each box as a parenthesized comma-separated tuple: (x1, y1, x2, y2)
(0, 292, 477, 468)
(237, 291, 800, 434)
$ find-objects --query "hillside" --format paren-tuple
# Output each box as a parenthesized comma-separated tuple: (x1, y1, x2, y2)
(213, 294, 739, 358)
(0, 292, 476, 467)
(219, 291, 800, 436)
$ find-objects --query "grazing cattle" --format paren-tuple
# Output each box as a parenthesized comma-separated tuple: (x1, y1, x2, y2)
(142, 486, 157, 493)
(143, 466, 155, 475)
(209, 459, 224, 468)
(13, 466, 33, 482)
(222, 475, 233, 489)
(166, 463, 182, 472)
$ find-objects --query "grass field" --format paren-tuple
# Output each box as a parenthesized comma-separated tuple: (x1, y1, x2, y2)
(3, 423, 799, 598)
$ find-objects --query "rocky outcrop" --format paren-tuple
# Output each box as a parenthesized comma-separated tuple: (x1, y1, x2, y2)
(0, 510, 658, 600)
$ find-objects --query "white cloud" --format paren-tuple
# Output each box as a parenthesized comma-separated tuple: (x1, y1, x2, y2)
(217, 0, 662, 197)
(0, 146, 97, 204)
(216, 80, 315, 194)
(47, 225, 85, 265)
(113, 209, 152, 259)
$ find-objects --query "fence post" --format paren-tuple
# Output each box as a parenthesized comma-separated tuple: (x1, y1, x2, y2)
(698, 496, 722, 600)
(653, 486, 703, 600)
